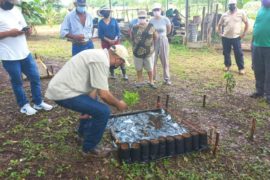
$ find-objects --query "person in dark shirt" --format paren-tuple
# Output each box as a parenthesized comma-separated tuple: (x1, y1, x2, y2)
(97, 7, 128, 80)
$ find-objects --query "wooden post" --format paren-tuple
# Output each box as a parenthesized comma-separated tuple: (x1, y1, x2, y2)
(209, 126, 215, 144)
(249, 119, 256, 141)
(213, 130, 220, 156)
(109, 0, 112, 10)
(201, 7, 206, 41)
(165, 95, 169, 113)
(203, 95, 207, 107)
(213, 4, 219, 34)
(156, 96, 161, 109)
(184, 0, 189, 45)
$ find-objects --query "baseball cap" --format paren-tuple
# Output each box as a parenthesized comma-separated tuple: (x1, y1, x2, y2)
(110, 45, 130, 66)
(152, 3, 162, 10)
(228, 0, 237, 4)
(76, 0, 86, 6)
(138, 10, 147, 18)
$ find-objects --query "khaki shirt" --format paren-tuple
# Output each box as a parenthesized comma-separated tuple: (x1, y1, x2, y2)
(45, 49, 110, 100)
(218, 9, 248, 38)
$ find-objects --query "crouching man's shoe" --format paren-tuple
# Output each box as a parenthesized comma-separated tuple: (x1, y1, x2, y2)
(33, 101, 53, 111)
(82, 146, 113, 158)
(250, 92, 264, 99)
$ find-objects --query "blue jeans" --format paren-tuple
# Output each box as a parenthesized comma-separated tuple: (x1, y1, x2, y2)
(2, 53, 42, 107)
(55, 94, 110, 152)
(222, 37, 244, 70)
(72, 41, 94, 56)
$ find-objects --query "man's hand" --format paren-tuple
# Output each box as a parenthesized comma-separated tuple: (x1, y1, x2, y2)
(117, 100, 128, 111)
(73, 34, 85, 42)
(9, 29, 24, 37)
(25, 27, 32, 36)
(240, 33, 246, 39)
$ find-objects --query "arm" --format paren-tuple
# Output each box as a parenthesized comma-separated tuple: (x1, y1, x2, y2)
(60, 14, 84, 41)
(165, 17, 172, 35)
(217, 16, 224, 36)
(98, 89, 127, 111)
(0, 29, 24, 39)
(240, 13, 249, 39)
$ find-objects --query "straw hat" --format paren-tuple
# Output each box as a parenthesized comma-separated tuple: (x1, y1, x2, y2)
(137, 10, 147, 18)
(97, 7, 112, 17)
(152, 3, 162, 10)
(228, 0, 237, 4)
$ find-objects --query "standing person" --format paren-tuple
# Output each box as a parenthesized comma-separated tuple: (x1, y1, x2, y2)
(150, 3, 172, 85)
(97, 7, 128, 80)
(45, 45, 129, 156)
(60, 0, 94, 56)
(0, 0, 53, 115)
(217, 0, 249, 75)
(131, 10, 157, 88)
(250, 0, 270, 104)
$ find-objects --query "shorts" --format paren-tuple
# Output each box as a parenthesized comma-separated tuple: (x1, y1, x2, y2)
(133, 54, 154, 72)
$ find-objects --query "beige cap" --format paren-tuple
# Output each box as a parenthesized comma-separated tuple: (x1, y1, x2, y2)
(228, 0, 237, 4)
(138, 10, 147, 18)
(110, 45, 130, 66)
(152, 3, 162, 10)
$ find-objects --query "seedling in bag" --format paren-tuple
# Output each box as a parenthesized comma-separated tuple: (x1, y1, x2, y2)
(224, 72, 236, 94)
(123, 90, 140, 107)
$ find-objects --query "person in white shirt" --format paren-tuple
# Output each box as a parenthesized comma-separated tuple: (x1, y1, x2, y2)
(45, 45, 129, 156)
(0, 0, 53, 115)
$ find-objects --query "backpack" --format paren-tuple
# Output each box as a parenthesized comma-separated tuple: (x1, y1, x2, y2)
(132, 23, 153, 58)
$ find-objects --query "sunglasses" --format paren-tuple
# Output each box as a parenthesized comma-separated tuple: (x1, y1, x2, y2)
(153, 8, 161, 11)
(138, 17, 146, 19)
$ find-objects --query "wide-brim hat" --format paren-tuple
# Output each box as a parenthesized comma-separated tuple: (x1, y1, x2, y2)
(152, 3, 162, 10)
(138, 10, 147, 18)
(110, 45, 130, 66)
(97, 7, 112, 17)
(228, 0, 237, 4)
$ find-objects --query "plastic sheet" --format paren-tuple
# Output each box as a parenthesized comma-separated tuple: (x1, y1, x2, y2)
(107, 109, 188, 144)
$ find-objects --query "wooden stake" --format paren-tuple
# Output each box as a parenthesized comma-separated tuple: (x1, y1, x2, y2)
(156, 96, 161, 109)
(209, 126, 215, 144)
(203, 95, 207, 107)
(249, 118, 256, 141)
(165, 95, 170, 113)
(213, 130, 220, 156)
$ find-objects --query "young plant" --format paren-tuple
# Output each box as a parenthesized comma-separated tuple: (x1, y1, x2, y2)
(123, 90, 140, 107)
(224, 72, 236, 94)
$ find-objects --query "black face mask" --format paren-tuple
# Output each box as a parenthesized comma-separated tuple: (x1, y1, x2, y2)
(1, 1, 14, 10)
(228, 4, 236, 12)
(102, 11, 110, 18)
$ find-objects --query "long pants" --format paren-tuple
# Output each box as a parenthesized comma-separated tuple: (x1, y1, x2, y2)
(2, 53, 42, 107)
(153, 35, 170, 81)
(222, 37, 244, 70)
(252, 46, 270, 99)
(72, 41, 94, 56)
(55, 94, 110, 152)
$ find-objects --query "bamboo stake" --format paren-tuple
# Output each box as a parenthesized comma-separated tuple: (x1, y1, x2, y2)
(156, 96, 161, 109)
(165, 95, 170, 113)
(203, 95, 207, 107)
(213, 130, 220, 156)
(249, 118, 256, 141)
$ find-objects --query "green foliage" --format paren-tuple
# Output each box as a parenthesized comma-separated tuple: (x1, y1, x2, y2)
(123, 90, 140, 107)
(224, 72, 236, 93)
(19, 0, 46, 25)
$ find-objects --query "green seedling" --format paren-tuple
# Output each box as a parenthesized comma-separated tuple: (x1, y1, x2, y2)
(123, 90, 140, 107)
(224, 72, 236, 94)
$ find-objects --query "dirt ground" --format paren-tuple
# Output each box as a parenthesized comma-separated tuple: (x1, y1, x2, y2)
(0, 33, 270, 179)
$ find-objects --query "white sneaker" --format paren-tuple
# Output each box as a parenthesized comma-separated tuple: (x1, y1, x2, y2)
(20, 103, 37, 116)
(33, 101, 53, 111)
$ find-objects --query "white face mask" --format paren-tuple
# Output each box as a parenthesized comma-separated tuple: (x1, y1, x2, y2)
(138, 18, 147, 24)
(153, 11, 161, 17)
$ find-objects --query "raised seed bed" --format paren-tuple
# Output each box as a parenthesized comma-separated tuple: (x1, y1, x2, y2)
(108, 109, 208, 163)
